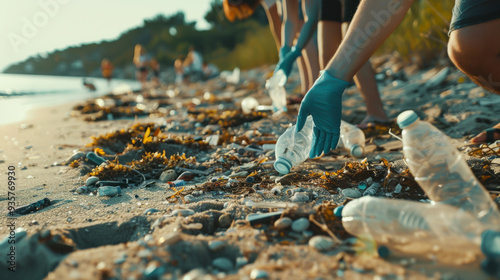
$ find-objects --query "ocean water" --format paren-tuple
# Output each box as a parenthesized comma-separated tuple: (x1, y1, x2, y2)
(0, 73, 141, 125)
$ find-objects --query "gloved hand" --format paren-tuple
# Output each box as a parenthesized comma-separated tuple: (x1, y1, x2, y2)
(279, 45, 292, 60)
(275, 46, 301, 77)
(296, 71, 351, 158)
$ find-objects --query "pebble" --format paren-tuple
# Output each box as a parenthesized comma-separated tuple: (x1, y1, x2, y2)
(218, 214, 232, 228)
(144, 208, 159, 215)
(76, 186, 89, 194)
(159, 170, 177, 183)
(144, 262, 165, 279)
(212, 258, 233, 271)
(394, 184, 402, 194)
(184, 195, 195, 203)
(114, 254, 127, 264)
(291, 192, 309, 202)
(341, 188, 362, 199)
(246, 176, 255, 183)
(85, 176, 99, 186)
(378, 245, 390, 259)
(172, 209, 195, 216)
(250, 269, 269, 279)
(183, 223, 203, 230)
(274, 217, 292, 230)
(363, 183, 381, 196)
(177, 171, 195, 181)
(158, 232, 182, 246)
(366, 177, 373, 185)
(291, 218, 310, 232)
(183, 268, 207, 280)
(309, 236, 335, 251)
(208, 240, 226, 251)
(137, 249, 153, 258)
(236, 256, 248, 268)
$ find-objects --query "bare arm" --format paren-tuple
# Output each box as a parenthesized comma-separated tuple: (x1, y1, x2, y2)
(325, 0, 415, 81)
(282, 0, 300, 47)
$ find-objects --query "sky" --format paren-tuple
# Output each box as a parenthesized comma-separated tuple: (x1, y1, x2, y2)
(0, 0, 215, 71)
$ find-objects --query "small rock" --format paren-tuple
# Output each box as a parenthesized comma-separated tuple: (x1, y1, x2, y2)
(363, 183, 381, 196)
(208, 240, 226, 251)
(144, 262, 165, 279)
(394, 184, 402, 194)
(172, 209, 195, 216)
(97, 186, 121, 197)
(250, 269, 269, 279)
(366, 177, 373, 185)
(137, 249, 153, 258)
(114, 254, 127, 264)
(212, 258, 233, 271)
(291, 218, 310, 232)
(274, 217, 292, 229)
(76, 186, 89, 194)
(183, 223, 203, 230)
(218, 214, 232, 228)
(291, 192, 309, 202)
(341, 188, 362, 199)
(184, 194, 195, 203)
(236, 256, 248, 268)
(158, 232, 182, 246)
(246, 176, 255, 183)
(177, 171, 195, 181)
(309, 236, 335, 251)
(159, 170, 177, 183)
(378, 245, 390, 259)
(144, 208, 159, 215)
(64, 152, 86, 165)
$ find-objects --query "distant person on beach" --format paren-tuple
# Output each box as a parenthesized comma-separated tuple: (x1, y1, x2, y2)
(174, 55, 185, 84)
(133, 44, 151, 88)
(223, 0, 314, 95)
(150, 57, 161, 86)
(183, 46, 204, 81)
(296, 0, 500, 158)
(202, 62, 220, 80)
(101, 58, 114, 84)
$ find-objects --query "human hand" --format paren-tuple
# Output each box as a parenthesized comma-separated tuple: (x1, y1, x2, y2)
(275, 46, 301, 77)
(296, 71, 350, 158)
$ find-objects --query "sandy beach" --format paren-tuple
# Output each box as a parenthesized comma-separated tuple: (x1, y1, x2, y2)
(1, 62, 499, 280)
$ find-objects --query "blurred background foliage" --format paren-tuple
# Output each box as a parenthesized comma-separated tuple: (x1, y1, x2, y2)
(4, 0, 454, 77)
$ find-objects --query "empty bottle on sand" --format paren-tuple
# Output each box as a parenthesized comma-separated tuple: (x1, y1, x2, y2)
(266, 70, 287, 112)
(341, 196, 500, 255)
(397, 110, 500, 226)
(274, 116, 313, 174)
(337, 120, 365, 157)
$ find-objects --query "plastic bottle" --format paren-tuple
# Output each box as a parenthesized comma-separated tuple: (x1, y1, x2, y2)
(397, 110, 500, 226)
(167, 180, 186, 188)
(341, 196, 491, 253)
(97, 186, 121, 197)
(241, 97, 260, 114)
(265, 70, 287, 112)
(274, 116, 313, 174)
(338, 120, 366, 157)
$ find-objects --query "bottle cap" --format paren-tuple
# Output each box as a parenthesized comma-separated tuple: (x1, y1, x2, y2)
(397, 110, 419, 129)
(274, 157, 292, 174)
(350, 144, 364, 157)
(481, 230, 500, 258)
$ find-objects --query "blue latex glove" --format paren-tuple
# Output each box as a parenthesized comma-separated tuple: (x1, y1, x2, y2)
(279, 45, 292, 60)
(275, 46, 301, 77)
(296, 71, 350, 158)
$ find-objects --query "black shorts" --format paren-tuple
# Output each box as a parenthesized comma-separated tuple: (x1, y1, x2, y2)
(320, 0, 360, 22)
(450, 0, 500, 35)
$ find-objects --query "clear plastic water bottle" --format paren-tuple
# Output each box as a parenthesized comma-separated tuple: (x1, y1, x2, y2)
(338, 120, 366, 157)
(341, 196, 487, 252)
(274, 116, 313, 174)
(266, 70, 287, 112)
(397, 110, 500, 227)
